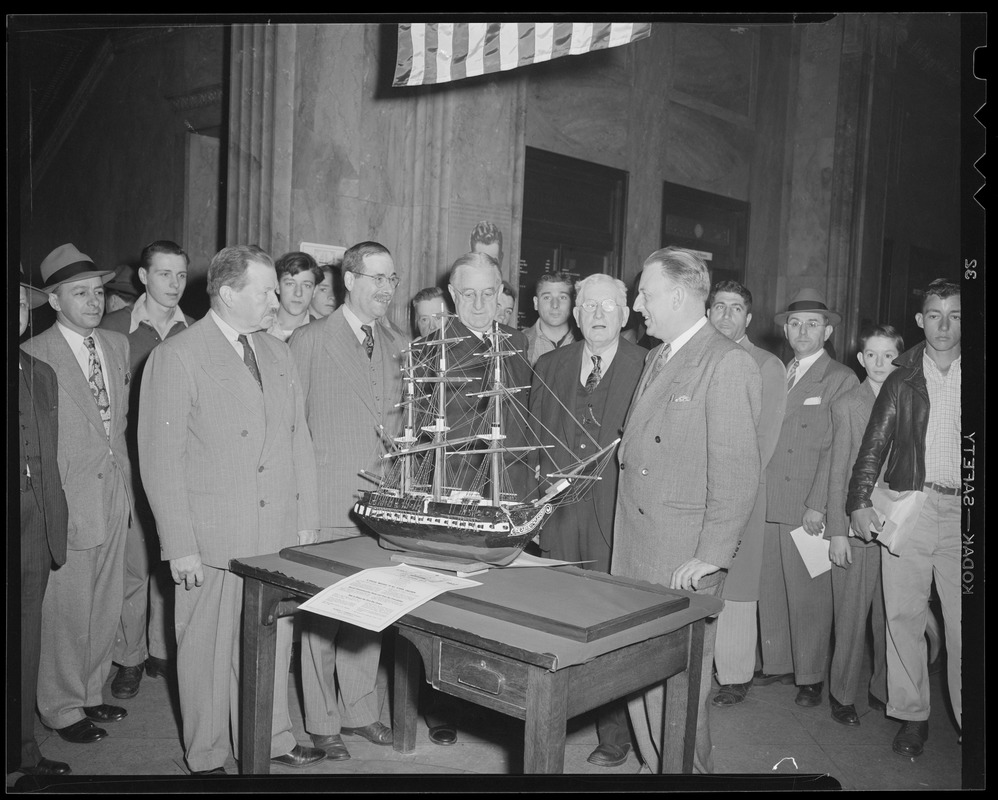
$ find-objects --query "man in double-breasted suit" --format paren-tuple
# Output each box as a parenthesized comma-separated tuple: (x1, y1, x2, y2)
(21, 244, 134, 746)
(757, 288, 858, 709)
(12, 279, 70, 776)
(139, 245, 324, 774)
(706, 281, 787, 708)
(289, 241, 406, 760)
(611, 247, 761, 774)
(529, 273, 644, 768)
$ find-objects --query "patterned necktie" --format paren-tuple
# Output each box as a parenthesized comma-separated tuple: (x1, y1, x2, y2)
(237, 334, 263, 391)
(361, 324, 374, 360)
(786, 359, 799, 393)
(84, 336, 111, 436)
(641, 343, 671, 395)
(585, 355, 602, 394)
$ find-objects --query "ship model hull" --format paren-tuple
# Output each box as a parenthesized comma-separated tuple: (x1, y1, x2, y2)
(354, 491, 551, 566)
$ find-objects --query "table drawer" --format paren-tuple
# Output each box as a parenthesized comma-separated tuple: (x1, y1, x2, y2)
(436, 641, 528, 714)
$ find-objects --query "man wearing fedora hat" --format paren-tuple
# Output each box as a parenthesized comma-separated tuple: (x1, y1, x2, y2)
(21, 243, 135, 746)
(100, 240, 195, 700)
(757, 288, 858, 709)
(10, 277, 71, 776)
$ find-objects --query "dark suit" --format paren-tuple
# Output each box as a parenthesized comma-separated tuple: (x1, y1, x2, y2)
(21, 324, 133, 731)
(612, 320, 761, 773)
(760, 351, 859, 685)
(529, 336, 644, 749)
(13, 351, 68, 770)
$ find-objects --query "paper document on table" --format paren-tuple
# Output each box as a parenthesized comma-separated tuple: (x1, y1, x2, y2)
(299, 564, 481, 632)
(869, 487, 928, 556)
(789, 526, 831, 578)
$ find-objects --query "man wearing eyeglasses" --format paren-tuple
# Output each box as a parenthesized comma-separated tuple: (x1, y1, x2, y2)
(289, 241, 407, 761)
(527, 273, 645, 768)
(757, 288, 857, 712)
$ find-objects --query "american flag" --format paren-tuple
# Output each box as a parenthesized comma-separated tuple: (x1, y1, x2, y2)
(393, 22, 652, 88)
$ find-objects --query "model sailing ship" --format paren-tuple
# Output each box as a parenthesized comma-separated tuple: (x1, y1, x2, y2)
(353, 314, 620, 566)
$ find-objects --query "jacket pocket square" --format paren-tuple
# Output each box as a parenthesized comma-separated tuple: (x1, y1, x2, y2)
(670, 395, 691, 402)
(803, 396, 822, 405)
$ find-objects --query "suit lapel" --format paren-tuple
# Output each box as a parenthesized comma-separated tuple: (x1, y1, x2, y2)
(40, 327, 108, 436)
(202, 317, 266, 418)
(323, 311, 375, 407)
(93, 330, 128, 439)
(557, 344, 586, 443)
(789, 351, 829, 400)
(254, 333, 290, 464)
(628, 325, 711, 430)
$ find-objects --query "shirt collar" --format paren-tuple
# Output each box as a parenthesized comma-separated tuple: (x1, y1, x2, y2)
(583, 338, 619, 369)
(209, 309, 245, 346)
(128, 293, 189, 334)
(668, 315, 708, 357)
(922, 351, 961, 377)
(56, 320, 93, 351)
(342, 303, 376, 344)
(794, 348, 824, 370)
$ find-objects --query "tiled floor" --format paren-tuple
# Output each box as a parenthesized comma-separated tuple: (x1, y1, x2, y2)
(9, 641, 965, 792)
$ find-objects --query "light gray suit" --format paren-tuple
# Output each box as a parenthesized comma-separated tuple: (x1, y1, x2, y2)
(22, 325, 133, 730)
(611, 320, 761, 773)
(289, 308, 406, 734)
(139, 314, 319, 771)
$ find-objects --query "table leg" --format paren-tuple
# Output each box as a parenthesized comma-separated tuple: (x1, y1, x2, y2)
(240, 577, 281, 775)
(662, 617, 704, 773)
(523, 667, 569, 774)
(393, 632, 422, 754)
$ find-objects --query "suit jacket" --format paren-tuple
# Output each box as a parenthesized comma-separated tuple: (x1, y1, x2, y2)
(22, 325, 133, 550)
(722, 337, 787, 600)
(18, 350, 69, 565)
(766, 351, 859, 524)
(529, 337, 645, 570)
(288, 307, 406, 529)
(138, 314, 318, 567)
(825, 379, 880, 545)
(611, 322, 761, 589)
(414, 318, 534, 500)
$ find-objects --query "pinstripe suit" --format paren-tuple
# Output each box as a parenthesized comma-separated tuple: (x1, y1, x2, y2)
(760, 351, 858, 685)
(15, 351, 68, 769)
(139, 314, 319, 771)
(825, 380, 887, 707)
(612, 321, 761, 773)
(22, 325, 134, 731)
(289, 307, 406, 734)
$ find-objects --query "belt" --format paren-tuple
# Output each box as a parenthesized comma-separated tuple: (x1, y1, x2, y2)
(923, 481, 960, 496)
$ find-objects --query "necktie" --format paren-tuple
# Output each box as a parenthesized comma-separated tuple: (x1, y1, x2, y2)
(237, 334, 263, 391)
(786, 359, 799, 392)
(641, 343, 671, 395)
(84, 336, 111, 436)
(585, 355, 602, 394)
(361, 324, 374, 360)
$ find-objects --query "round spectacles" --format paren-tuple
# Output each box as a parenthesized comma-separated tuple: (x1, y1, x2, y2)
(579, 299, 620, 313)
(456, 288, 498, 302)
(787, 319, 825, 331)
(352, 272, 400, 289)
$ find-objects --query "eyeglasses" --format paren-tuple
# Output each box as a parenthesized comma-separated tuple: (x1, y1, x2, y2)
(352, 272, 400, 289)
(787, 319, 826, 331)
(579, 299, 620, 313)
(455, 287, 498, 302)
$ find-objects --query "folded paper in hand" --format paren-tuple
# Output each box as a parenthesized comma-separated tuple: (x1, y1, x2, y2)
(789, 526, 830, 578)
(869, 487, 928, 556)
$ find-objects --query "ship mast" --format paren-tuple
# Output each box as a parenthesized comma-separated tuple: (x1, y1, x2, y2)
(431, 314, 448, 501)
(398, 347, 416, 495)
(487, 321, 504, 506)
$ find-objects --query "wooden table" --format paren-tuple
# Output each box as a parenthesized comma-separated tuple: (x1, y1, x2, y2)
(230, 537, 721, 775)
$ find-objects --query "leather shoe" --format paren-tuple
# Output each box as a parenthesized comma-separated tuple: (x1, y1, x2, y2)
(753, 670, 794, 686)
(144, 655, 172, 680)
(20, 757, 72, 776)
(893, 720, 928, 757)
(340, 721, 393, 745)
(587, 743, 631, 768)
(795, 682, 823, 707)
(271, 743, 327, 768)
(712, 680, 751, 707)
(111, 664, 143, 699)
(83, 704, 128, 723)
(428, 724, 458, 746)
(191, 767, 227, 775)
(310, 733, 350, 761)
(868, 693, 887, 713)
(829, 696, 859, 726)
(55, 718, 107, 744)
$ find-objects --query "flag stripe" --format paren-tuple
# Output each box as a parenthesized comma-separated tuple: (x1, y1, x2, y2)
(394, 21, 651, 87)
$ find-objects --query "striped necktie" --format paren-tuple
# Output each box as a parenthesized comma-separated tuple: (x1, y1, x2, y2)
(361, 324, 374, 360)
(585, 355, 602, 394)
(641, 343, 671, 395)
(84, 336, 111, 436)
(237, 334, 263, 391)
(786, 359, 799, 392)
